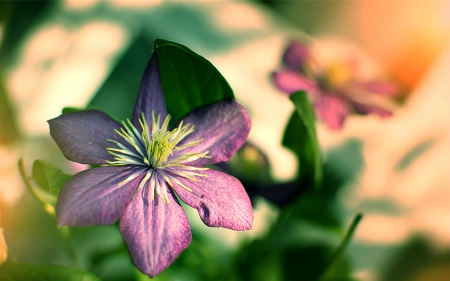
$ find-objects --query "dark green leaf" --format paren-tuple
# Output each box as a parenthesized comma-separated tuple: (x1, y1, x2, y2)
(32, 159, 71, 192)
(0, 261, 101, 281)
(62, 107, 84, 115)
(322, 139, 364, 196)
(88, 35, 154, 121)
(282, 91, 322, 189)
(154, 39, 235, 126)
(284, 192, 341, 230)
(0, 1, 55, 66)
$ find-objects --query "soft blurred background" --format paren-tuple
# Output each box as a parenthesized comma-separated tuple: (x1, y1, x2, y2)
(0, 1, 448, 280)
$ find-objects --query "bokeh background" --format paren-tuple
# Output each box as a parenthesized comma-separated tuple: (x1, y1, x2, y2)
(0, 1, 448, 280)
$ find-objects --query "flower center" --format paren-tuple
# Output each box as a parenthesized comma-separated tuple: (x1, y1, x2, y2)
(105, 111, 209, 204)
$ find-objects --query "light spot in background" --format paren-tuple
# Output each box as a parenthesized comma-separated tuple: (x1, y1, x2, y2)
(0, 144, 24, 209)
(214, 2, 268, 31)
(0, 227, 6, 265)
(355, 0, 450, 86)
(354, 214, 410, 244)
(7, 21, 130, 136)
(109, 0, 163, 9)
(64, 0, 101, 10)
(210, 36, 300, 181)
(352, 270, 375, 281)
(340, 48, 449, 248)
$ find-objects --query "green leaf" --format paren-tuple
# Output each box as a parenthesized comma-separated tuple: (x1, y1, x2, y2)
(285, 192, 342, 230)
(62, 107, 84, 115)
(154, 39, 235, 126)
(88, 35, 154, 122)
(282, 91, 322, 189)
(32, 159, 71, 192)
(0, 261, 101, 281)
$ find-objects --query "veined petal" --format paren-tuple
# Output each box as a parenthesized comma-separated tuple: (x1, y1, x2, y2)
(172, 169, 253, 231)
(120, 182, 191, 278)
(48, 110, 123, 165)
(174, 100, 251, 166)
(132, 54, 167, 128)
(283, 41, 310, 70)
(56, 166, 145, 227)
(314, 94, 350, 130)
(272, 70, 317, 95)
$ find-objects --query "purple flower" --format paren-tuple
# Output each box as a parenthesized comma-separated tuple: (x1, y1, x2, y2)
(273, 40, 398, 130)
(48, 54, 253, 277)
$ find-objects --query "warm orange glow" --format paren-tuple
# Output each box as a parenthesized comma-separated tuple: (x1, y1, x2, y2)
(0, 228, 7, 265)
(356, 1, 449, 87)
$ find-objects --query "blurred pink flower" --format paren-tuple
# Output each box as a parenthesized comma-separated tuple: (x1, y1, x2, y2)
(273, 40, 398, 130)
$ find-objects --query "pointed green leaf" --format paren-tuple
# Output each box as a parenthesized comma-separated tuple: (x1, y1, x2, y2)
(0, 261, 101, 281)
(62, 107, 84, 115)
(282, 91, 322, 188)
(32, 159, 71, 192)
(154, 39, 235, 126)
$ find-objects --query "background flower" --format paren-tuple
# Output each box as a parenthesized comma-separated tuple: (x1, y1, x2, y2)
(273, 39, 398, 130)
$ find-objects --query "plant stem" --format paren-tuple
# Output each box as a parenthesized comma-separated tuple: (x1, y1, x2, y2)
(319, 213, 363, 280)
(18, 158, 81, 268)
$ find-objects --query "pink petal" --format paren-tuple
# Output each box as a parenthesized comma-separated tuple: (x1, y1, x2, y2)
(132, 54, 167, 128)
(48, 110, 125, 165)
(173, 100, 251, 166)
(272, 70, 316, 95)
(352, 101, 392, 117)
(172, 169, 253, 231)
(314, 95, 350, 130)
(120, 182, 191, 278)
(359, 80, 398, 96)
(56, 166, 145, 227)
(283, 41, 310, 70)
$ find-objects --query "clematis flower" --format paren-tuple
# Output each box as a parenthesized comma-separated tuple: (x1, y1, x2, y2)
(48, 53, 253, 277)
(273, 40, 398, 130)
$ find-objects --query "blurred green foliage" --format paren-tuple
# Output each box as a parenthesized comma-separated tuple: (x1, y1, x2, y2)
(0, 261, 101, 281)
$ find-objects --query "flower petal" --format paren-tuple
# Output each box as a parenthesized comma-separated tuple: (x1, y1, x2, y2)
(132, 53, 167, 127)
(314, 95, 350, 130)
(351, 101, 392, 117)
(48, 110, 124, 165)
(56, 166, 145, 227)
(172, 169, 253, 231)
(175, 99, 251, 166)
(359, 80, 398, 96)
(283, 41, 310, 70)
(120, 183, 191, 278)
(272, 70, 317, 95)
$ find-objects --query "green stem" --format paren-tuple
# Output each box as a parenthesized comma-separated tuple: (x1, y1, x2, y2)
(319, 213, 363, 280)
(18, 159, 55, 215)
(18, 159, 80, 268)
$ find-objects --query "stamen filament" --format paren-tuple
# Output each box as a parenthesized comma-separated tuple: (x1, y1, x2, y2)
(106, 111, 210, 204)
